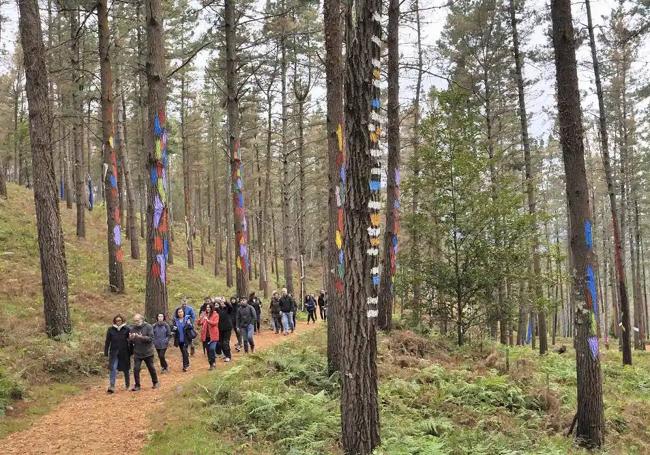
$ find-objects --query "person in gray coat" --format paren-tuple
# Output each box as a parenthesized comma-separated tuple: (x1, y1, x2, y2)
(129, 314, 159, 391)
(152, 313, 171, 373)
(236, 298, 257, 353)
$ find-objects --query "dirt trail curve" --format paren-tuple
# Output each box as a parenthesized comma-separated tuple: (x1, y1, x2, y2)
(2, 320, 318, 455)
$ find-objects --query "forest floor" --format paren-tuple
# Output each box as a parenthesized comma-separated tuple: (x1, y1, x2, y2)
(0, 183, 321, 442)
(0, 320, 319, 455)
(144, 327, 650, 455)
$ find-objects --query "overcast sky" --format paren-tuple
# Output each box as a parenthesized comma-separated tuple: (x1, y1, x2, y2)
(0, 0, 647, 140)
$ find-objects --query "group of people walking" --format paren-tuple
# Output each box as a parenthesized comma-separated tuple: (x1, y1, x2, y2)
(103, 289, 328, 393)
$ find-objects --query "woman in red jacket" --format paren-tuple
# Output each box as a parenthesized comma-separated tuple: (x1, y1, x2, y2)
(199, 302, 220, 370)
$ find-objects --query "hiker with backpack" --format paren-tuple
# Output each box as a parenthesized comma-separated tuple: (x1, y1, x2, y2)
(129, 314, 159, 391)
(305, 294, 317, 324)
(104, 314, 131, 394)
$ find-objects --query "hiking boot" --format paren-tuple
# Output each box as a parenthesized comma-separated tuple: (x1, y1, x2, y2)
(209, 364, 215, 371)
(152, 383, 160, 389)
(131, 386, 141, 392)
(224, 358, 231, 363)
(107, 387, 115, 394)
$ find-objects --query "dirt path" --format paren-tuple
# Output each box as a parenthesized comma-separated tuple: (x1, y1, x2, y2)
(1, 320, 319, 455)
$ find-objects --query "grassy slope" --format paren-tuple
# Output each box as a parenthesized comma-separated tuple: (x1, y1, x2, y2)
(0, 183, 319, 432)
(145, 326, 650, 455)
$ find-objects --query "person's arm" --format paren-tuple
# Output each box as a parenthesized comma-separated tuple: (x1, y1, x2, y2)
(139, 325, 153, 343)
(104, 329, 111, 356)
(165, 323, 172, 340)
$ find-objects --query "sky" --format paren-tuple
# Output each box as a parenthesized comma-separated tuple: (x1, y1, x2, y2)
(0, 0, 648, 141)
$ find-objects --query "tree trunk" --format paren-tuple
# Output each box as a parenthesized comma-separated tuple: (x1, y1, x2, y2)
(280, 37, 294, 295)
(114, 31, 140, 259)
(378, 0, 399, 332)
(509, 0, 546, 354)
(409, 0, 423, 317)
(340, 1, 381, 452)
(585, 0, 632, 364)
(213, 154, 222, 276)
(18, 0, 72, 336)
(225, 0, 249, 298)
(180, 75, 194, 269)
(324, 0, 344, 373)
(68, 2, 85, 237)
(98, 0, 125, 293)
(224, 171, 234, 288)
(551, 0, 605, 447)
(144, 0, 169, 321)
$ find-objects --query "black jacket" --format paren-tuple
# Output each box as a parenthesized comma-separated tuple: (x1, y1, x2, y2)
(270, 298, 281, 316)
(279, 295, 294, 313)
(104, 325, 131, 372)
(318, 294, 326, 307)
(217, 304, 234, 332)
(236, 303, 257, 328)
(129, 322, 156, 359)
(250, 298, 262, 317)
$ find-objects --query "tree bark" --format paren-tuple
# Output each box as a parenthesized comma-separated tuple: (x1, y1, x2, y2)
(98, 0, 125, 293)
(378, 0, 399, 331)
(324, 0, 344, 373)
(585, 0, 632, 364)
(340, 0, 381, 452)
(225, 0, 249, 298)
(279, 36, 294, 295)
(551, 0, 605, 446)
(180, 74, 194, 269)
(18, 0, 72, 336)
(144, 0, 169, 321)
(509, 0, 546, 354)
(68, 2, 85, 237)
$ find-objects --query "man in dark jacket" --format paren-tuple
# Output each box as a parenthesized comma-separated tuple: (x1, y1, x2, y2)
(129, 314, 159, 391)
(269, 291, 282, 334)
(249, 292, 262, 333)
(318, 290, 327, 321)
(305, 294, 317, 324)
(104, 315, 131, 393)
(230, 296, 242, 352)
(236, 298, 257, 353)
(279, 288, 295, 335)
(215, 297, 233, 362)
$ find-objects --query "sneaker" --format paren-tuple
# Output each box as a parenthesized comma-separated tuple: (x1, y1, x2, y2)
(131, 386, 141, 392)
(224, 358, 231, 363)
(209, 364, 215, 371)
(152, 383, 160, 389)
(107, 387, 115, 394)
(235, 346, 241, 353)
(182, 367, 187, 372)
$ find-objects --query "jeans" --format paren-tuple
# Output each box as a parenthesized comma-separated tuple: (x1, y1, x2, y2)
(307, 309, 316, 323)
(109, 354, 130, 388)
(133, 355, 158, 387)
(281, 312, 294, 334)
(240, 324, 255, 352)
(272, 314, 282, 333)
(235, 327, 243, 347)
(255, 314, 261, 333)
(204, 340, 218, 365)
(219, 328, 232, 360)
(178, 342, 190, 368)
(156, 348, 168, 370)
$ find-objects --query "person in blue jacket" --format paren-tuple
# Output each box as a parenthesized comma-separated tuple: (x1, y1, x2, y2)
(172, 307, 195, 371)
(176, 297, 196, 356)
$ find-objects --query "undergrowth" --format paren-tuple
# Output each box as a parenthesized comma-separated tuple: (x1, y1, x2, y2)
(147, 327, 650, 455)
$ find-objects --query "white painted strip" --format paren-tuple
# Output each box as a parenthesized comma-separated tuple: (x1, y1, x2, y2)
(372, 59, 381, 69)
(368, 201, 382, 210)
(371, 35, 382, 47)
(367, 248, 379, 256)
(367, 309, 378, 318)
